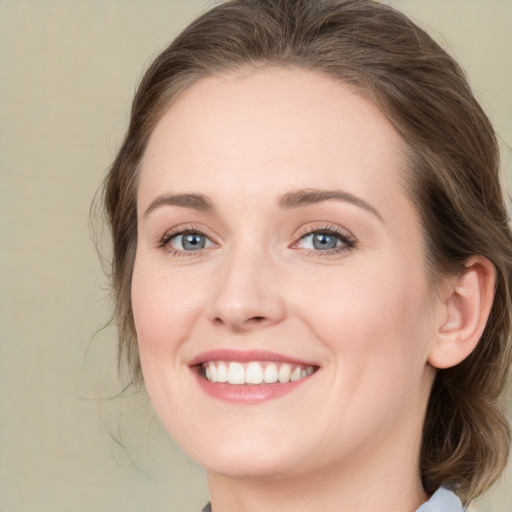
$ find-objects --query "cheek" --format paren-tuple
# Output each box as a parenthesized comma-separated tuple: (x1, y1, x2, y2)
(131, 258, 201, 361)
(130, 258, 204, 426)
(304, 263, 434, 425)
(297, 259, 433, 371)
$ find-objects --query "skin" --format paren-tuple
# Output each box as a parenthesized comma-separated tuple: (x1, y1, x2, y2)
(132, 67, 447, 512)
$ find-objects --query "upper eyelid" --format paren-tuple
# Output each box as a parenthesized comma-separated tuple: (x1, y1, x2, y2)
(295, 224, 355, 241)
(158, 226, 215, 252)
(161, 224, 216, 240)
(297, 224, 349, 235)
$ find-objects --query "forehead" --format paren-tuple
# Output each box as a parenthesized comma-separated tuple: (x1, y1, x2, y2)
(138, 67, 410, 221)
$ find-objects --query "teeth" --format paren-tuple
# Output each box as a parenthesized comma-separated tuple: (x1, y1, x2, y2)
(209, 364, 218, 383)
(217, 362, 228, 383)
(278, 364, 291, 383)
(290, 367, 302, 381)
(246, 362, 264, 384)
(202, 361, 315, 385)
(227, 362, 245, 385)
(263, 363, 278, 383)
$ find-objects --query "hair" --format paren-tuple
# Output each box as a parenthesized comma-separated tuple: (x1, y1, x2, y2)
(102, 0, 512, 504)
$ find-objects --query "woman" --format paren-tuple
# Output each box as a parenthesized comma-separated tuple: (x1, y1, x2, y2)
(102, 0, 512, 510)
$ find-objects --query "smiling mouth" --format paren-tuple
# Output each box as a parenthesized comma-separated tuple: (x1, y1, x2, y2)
(201, 361, 316, 385)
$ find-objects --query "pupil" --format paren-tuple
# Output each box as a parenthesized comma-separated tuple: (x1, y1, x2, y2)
(183, 233, 205, 250)
(313, 233, 337, 250)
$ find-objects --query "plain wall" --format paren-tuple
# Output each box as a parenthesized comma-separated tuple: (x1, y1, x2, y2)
(1, 1, 510, 511)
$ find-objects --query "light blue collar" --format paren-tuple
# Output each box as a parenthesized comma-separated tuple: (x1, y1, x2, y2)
(416, 485, 466, 512)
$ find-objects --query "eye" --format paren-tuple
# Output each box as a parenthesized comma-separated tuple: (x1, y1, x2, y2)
(301, 232, 340, 250)
(294, 226, 355, 255)
(171, 232, 211, 250)
(159, 228, 215, 254)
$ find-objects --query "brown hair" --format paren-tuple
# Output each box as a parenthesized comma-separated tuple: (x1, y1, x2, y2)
(102, 0, 512, 503)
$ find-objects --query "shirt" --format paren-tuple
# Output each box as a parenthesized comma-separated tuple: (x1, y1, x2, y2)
(200, 485, 465, 512)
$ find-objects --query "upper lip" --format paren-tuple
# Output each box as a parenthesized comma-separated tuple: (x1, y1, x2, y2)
(188, 349, 319, 367)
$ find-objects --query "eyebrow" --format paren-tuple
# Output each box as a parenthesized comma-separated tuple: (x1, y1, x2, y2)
(143, 193, 213, 217)
(279, 188, 382, 220)
(143, 188, 381, 220)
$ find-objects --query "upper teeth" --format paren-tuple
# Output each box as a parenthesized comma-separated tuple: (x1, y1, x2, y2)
(203, 361, 315, 385)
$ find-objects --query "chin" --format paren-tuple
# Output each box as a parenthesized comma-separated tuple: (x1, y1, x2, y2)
(174, 425, 306, 480)
(200, 452, 301, 481)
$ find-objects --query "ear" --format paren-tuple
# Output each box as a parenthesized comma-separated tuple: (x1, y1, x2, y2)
(428, 256, 496, 369)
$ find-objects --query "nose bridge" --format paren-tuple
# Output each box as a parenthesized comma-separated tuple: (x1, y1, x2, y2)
(208, 237, 285, 331)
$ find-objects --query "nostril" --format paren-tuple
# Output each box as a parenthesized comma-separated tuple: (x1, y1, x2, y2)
(246, 316, 268, 326)
(212, 314, 269, 331)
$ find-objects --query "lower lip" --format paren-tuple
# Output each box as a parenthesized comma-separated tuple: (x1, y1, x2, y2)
(193, 371, 312, 404)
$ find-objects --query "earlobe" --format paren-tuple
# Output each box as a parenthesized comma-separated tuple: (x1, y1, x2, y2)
(428, 256, 496, 369)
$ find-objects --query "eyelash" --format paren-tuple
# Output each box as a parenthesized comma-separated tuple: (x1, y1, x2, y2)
(294, 225, 356, 256)
(158, 224, 211, 257)
(158, 224, 356, 257)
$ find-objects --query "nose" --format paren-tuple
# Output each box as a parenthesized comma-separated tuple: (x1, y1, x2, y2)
(207, 245, 286, 333)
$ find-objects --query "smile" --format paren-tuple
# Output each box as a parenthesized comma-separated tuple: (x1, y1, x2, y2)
(190, 350, 319, 403)
(202, 361, 315, 385)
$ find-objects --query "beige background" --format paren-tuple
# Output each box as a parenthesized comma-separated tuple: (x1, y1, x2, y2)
(1, 1, 510, 511)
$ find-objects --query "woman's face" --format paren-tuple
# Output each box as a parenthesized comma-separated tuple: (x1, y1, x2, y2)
(132, 68, 438, 480)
